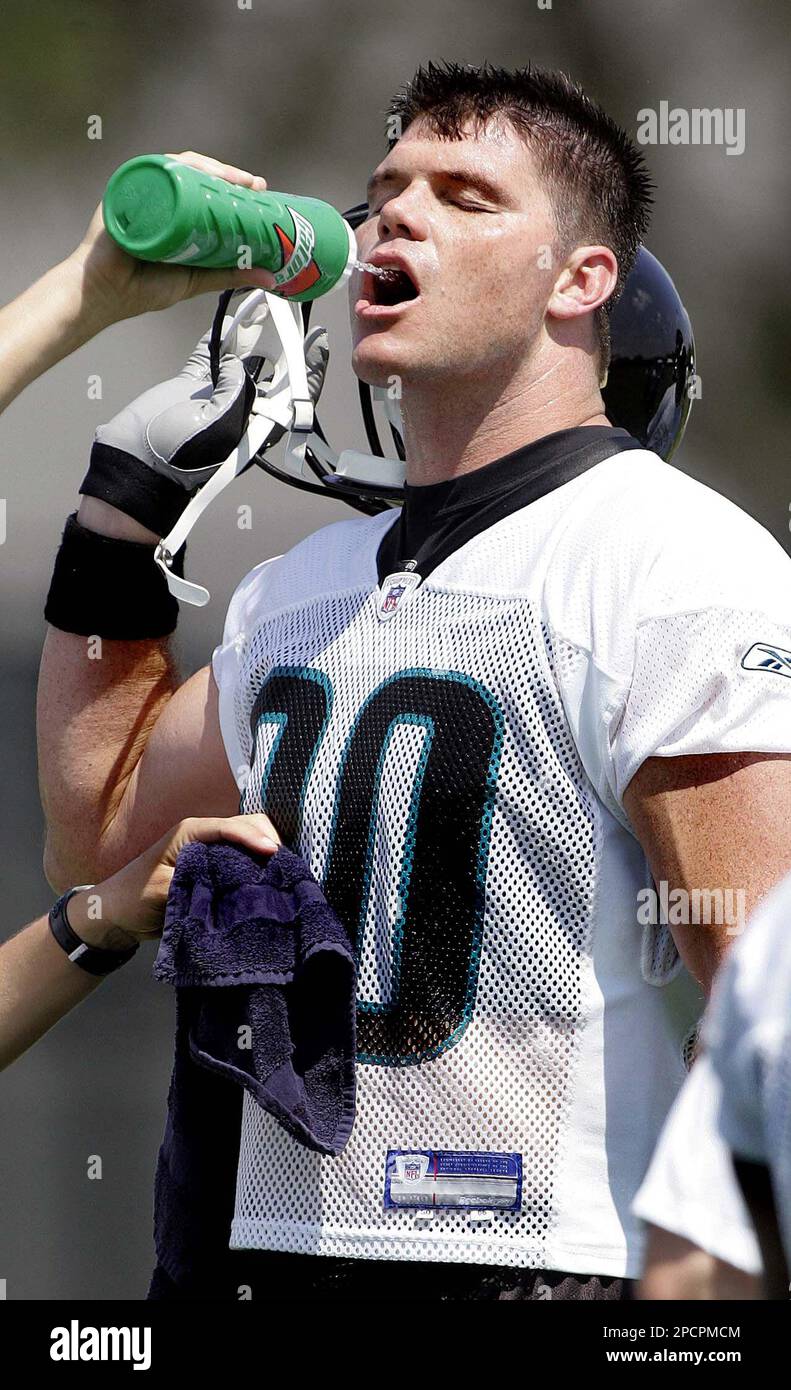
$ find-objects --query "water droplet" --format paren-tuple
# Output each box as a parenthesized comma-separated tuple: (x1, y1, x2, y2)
(353, 260, 398, 279)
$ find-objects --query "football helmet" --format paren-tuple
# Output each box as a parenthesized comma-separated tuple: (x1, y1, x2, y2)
(602, 245, 696, 463)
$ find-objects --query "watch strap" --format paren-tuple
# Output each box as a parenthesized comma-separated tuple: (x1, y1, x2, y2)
(49, 886, 139, 976)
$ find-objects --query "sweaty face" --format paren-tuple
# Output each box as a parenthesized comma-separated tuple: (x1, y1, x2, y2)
(350, 118, 560, 389)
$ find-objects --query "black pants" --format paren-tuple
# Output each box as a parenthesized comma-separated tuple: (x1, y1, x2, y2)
(148, 1251, 632, 1301)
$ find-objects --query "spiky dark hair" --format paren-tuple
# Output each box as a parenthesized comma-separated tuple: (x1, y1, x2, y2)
(385, 60, 654, 369)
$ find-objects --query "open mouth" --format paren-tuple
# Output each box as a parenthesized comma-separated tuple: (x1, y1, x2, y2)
(355, 261, 421, 322)
(372, 267, 420, 306)
(354, 258, 422, 322)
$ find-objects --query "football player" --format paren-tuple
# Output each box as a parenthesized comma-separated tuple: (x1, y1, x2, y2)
(36, 62, 791, 1300)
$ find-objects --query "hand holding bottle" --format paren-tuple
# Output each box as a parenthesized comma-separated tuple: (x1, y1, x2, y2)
(69, 150, 279, 330)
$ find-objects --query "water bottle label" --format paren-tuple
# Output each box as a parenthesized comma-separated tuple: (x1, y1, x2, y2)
(272, 205, 318, 290)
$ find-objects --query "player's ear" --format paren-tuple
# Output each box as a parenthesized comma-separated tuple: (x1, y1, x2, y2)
(547, 246, 618, 322)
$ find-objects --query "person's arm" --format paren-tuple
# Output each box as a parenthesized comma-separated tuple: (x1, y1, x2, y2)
(639, 1226, 760, 1300)
(0, 812, 278, 1071)
(622, 751, 791, 994)
(38, 651, 241, 890)
(0, 258, 113, 415)
(0, 150, 274, 416)
(32, 150, 277, 889)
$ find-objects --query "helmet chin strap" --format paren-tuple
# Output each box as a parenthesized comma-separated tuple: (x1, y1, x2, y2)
(325, 382, 405, 493)
(322, 383, 406, 494)
(154, 411, 277, 606)
(374, 382, 405, 441)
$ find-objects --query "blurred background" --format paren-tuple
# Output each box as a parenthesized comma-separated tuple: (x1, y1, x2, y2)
(0, 0, 788, 1298)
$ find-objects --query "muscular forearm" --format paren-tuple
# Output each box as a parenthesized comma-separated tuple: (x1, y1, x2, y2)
(0, 257, 112, 416)
(38, 492, 178, 888)
(38, 498, 240, 890)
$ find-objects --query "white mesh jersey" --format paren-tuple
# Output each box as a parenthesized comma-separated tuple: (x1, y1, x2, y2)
(212, 448, 791, 1277)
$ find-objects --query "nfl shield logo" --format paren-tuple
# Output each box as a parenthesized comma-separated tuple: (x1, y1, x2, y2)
(383, 583, 406, 614)
(404, 1160, 421, 1182)
(377, 570, 422, 623)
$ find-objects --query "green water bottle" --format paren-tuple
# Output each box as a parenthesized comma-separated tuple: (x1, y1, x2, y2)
(102, 153, 357, 301)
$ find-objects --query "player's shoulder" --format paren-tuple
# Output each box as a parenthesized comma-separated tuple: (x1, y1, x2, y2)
(225, 510, 395, 623)
(583, 449, 782, 552)
(570, 448, 791, 614)
(533, 446, 791, 672)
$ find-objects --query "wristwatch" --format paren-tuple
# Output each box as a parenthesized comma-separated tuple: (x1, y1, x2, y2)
(48, 886, 139, 976)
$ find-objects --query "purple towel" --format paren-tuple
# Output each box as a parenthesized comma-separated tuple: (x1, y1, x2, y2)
(150, 843, 356, 1287)
(155, 841, 357, 1154)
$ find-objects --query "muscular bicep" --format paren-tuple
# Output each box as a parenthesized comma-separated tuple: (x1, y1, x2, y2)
(623, 752, 791, 993)
(101, 664, 240, 872)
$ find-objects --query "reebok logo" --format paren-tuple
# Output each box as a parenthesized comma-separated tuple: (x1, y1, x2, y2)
(741, 642, 791, 678)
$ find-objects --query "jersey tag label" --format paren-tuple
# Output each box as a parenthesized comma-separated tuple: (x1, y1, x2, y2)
(377, 570, 422, 623)
(384, 1148, 522, 1211)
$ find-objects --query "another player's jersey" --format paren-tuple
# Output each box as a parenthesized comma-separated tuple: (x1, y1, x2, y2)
(213, 446, 791, 1277)
(634, 869, 791, 1278)
(631, 1051, 763, 1275)
(706, 870, 791, 1268)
